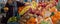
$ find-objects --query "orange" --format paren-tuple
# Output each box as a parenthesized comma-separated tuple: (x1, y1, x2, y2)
(26, 17, 36, 24)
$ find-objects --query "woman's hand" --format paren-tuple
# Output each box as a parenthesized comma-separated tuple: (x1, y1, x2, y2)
(4, 7, 9, 12)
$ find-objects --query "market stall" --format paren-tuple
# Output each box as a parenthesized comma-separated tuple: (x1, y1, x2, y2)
(1, 0, 59, 24)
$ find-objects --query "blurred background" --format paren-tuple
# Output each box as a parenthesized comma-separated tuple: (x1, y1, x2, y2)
(0, 0, 60, 24)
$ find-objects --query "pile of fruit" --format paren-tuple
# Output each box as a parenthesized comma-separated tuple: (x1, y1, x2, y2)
(18, 0, 60, 24)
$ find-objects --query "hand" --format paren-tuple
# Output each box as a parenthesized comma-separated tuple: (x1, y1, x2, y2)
(4, 7, 9, 12)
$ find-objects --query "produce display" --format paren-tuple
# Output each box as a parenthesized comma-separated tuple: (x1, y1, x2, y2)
(19, 0, 60, 24)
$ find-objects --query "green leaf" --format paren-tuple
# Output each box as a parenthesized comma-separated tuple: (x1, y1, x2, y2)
(50, 12, 54, 17)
